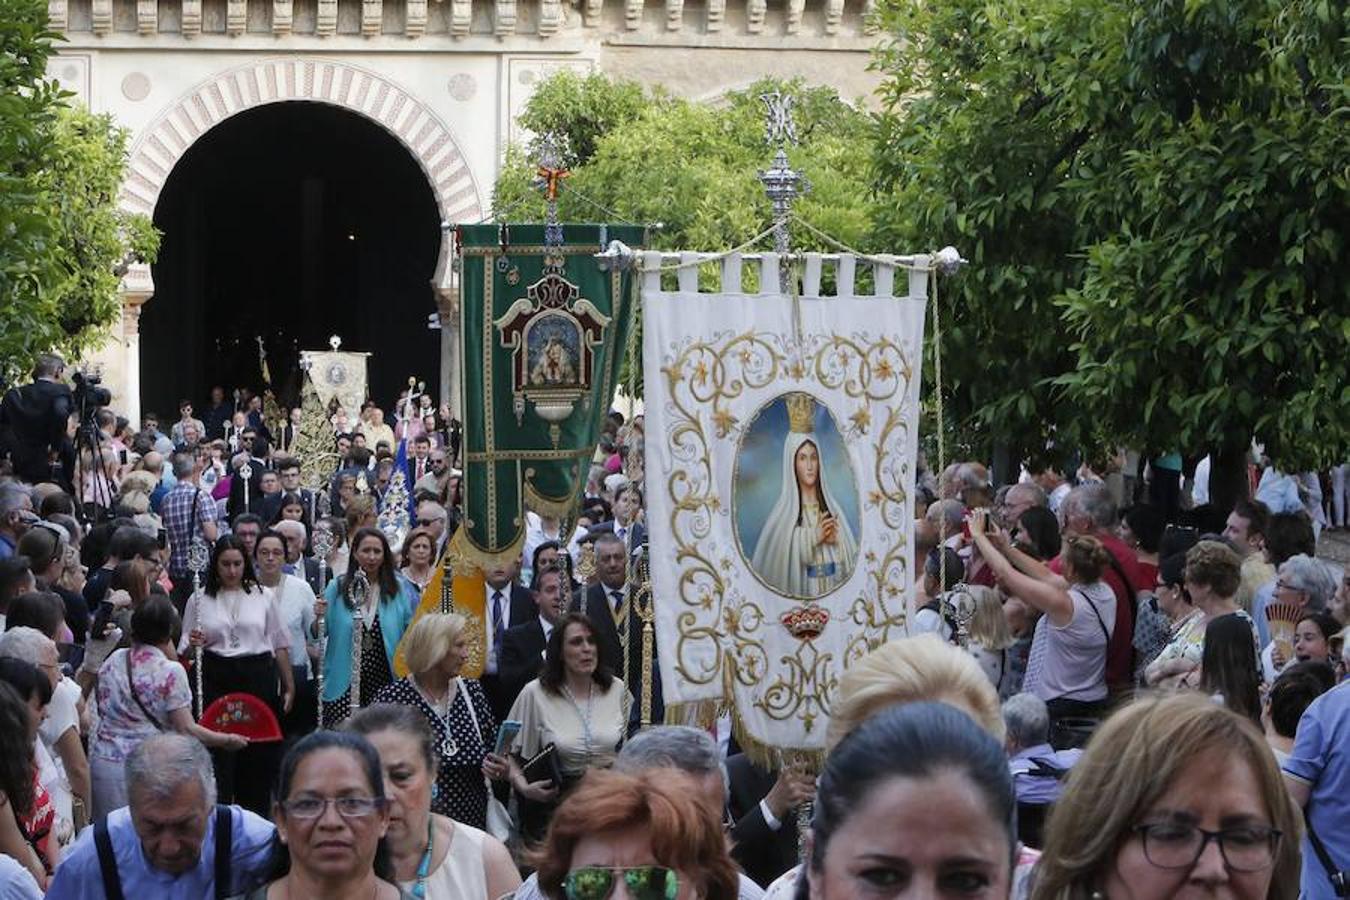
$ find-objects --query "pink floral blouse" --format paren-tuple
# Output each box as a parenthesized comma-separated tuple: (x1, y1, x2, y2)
(91, 645, 192, 763)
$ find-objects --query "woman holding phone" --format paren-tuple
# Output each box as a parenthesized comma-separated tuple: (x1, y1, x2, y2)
(372, 613, 507, 830)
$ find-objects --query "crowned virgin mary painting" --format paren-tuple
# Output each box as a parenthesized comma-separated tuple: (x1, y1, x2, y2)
(736, 392, 861, 599)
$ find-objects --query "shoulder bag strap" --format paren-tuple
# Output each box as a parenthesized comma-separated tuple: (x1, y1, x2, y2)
(214, 805, 233, 899)
(1305, 805, 1348, 890)
(458, 676, 489, 745)
(124, 650, 165, 731)
(1071, 587, 1112, 645)
(94, 815, 127, 900)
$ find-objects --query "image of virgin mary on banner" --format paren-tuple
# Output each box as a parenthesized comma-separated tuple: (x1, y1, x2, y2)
(643, 251, 929, 762)
(413, 223, 644, 678)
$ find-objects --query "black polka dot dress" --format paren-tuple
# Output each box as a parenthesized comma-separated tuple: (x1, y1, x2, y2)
(322, 612, 396, 729)
(374, 676, 495, 830)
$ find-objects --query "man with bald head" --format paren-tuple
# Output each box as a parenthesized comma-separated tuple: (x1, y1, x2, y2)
(46, 734, 274, 899)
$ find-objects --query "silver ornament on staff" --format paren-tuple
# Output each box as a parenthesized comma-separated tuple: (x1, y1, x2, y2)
(348, 567, 370, 718)
(940, 583, 977, 650)
(239, 461, 253, 513)
(310, 526, 335, 732)
(187, 538, 211, 720)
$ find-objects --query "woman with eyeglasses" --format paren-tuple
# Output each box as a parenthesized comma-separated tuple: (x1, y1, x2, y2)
(248, 730, 405, 900)
(532, 767, 739, 900)
(1031, 692, 1299, 900)
(1143, 552, 1204, 688)
(346, 704, 520, 899)
(17, 524, 86, 645)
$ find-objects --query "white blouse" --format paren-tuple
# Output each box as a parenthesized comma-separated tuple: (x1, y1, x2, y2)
(180, 585, 290, 658)
(508, 678, 628, 778)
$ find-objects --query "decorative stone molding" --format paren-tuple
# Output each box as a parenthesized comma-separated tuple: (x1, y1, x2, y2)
(624, 0, 642, 30)
(745, 0, 764, 32)
(48, 0, 67, 32)
(823, 0, 842, 33)
(538, 0, 562, 36)
(362, 0, 382, 35)
(273, 0, 293, 33)
(317, 0, 338, 35)
(226, 0, 247, 34)
(118, 264, 156, 339)
(181, 0, 202, 34)
(785, 0, 803, 33)
(705, 0, 724, 31)
(91, 0, 112, 33)
(405, 0, 427, 36)
(581, 0, 602, 27)
(450, 0, 471, 35)
(136, 0, 156, 33)
(494, 0, 517, 35)
(665, 0, 681, 30)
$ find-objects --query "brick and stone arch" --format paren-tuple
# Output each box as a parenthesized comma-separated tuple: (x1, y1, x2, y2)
(119, 57, 483, 289)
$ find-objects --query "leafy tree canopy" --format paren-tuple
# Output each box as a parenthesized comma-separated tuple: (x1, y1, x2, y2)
(873, 0, 1348, 492)
(0, 0, 158, 383)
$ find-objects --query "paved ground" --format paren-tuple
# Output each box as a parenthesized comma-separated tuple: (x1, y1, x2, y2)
(1318, 528, 1350, 567)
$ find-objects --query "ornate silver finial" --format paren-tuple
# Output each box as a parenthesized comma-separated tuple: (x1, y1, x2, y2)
(187, 538, 211, 575)
(758, 91, 810, 294)
(329, 334, 342, 352)
(311, 526, 335, 561)
(761, 91, 800, 147)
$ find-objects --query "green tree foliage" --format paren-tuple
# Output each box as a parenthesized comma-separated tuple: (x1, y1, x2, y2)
(0, 0, 158, 382)
(492, 74, 876, 393)
(873, 0, 1348, 498)
(493, 74, 876, 255)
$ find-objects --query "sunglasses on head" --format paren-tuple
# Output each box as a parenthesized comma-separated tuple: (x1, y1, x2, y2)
(563, 866, 679, 900)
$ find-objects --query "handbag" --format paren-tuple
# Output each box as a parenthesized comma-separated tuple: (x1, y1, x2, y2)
(459, 677, 513, 842)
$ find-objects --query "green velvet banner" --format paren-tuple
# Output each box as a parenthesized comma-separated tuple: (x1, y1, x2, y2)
(453, 223, 646, 567)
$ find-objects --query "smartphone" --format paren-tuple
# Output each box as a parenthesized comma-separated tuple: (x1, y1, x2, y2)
(90, 600, 117, 640)
(494, 719, 522, 755)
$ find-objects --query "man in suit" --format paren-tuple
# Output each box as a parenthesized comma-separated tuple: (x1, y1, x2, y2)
(499, 563, 565, 704)
(261, 457, 317, 525)
(586, 483, 646, 556)
(582, 532, 663, 728)
(480, 559, 537, 722)
(405, 434, 434, 487)
(726, 754, 815, 888)
(225, 435, 269, 521)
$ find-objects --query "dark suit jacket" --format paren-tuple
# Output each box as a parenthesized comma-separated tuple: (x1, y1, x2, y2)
(300, 555, 325, 595)
(726, 754, 799, 889)
(481, 582, 538, 721)
(260, 487, 315, 525)
(582, 582, 663, 728)
(499, 618, 548, 703)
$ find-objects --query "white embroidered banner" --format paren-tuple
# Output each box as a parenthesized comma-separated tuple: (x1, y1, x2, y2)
(300, 350, 369, 416)
(642, 251, 929, 757)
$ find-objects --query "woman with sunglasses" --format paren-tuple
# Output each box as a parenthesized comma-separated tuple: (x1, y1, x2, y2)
(533, 768, 739, 900)
(248, 730, 404, 900)
(346, 704, 520, 899)
(1031, 692, 1299, 900)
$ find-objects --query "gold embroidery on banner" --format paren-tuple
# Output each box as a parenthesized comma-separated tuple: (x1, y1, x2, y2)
(662, 324, 915, 741)
(459, 244, 603, 256)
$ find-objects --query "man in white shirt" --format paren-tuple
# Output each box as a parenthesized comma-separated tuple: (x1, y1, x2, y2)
(480, 561, 535, 721)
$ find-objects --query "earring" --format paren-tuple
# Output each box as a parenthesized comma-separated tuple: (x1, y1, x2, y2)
(431, 784, 440, 800)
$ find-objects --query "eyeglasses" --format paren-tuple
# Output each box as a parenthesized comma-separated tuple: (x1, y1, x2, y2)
(1134, 823, 1281, 872)
(416, 518, 445, 527)
(281, 796, 386, 820)
(562, 866, 679, 900)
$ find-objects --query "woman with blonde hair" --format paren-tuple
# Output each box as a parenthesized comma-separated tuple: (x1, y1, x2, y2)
(827, 633, 1005, 750)
(962, 585, 1017, 698)
(372, 613, 501, 830)
(1031, 692, 1299, 900)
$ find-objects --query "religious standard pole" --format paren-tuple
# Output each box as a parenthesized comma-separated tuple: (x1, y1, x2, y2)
(758, 92, 809, 296)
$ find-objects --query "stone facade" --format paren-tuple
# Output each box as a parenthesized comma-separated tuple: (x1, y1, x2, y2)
(52, 0, 881, 419)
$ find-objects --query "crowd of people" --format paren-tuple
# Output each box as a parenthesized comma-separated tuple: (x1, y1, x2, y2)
(0, 351, 1347, 899)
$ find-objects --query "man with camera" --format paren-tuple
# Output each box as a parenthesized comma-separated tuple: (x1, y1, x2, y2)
(0, 353, 77, 487)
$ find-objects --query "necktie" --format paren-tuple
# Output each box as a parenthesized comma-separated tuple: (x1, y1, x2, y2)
(492, 590, 506, 645)
(611, 590, 624, 613)
(617, 526, 627, 545)
(417, 460, 425, 480)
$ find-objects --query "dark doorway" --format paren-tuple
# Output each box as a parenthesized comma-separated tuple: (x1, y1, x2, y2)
(142, 101, 442, 421)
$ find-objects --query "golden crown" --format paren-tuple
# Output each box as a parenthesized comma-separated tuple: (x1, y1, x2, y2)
(785, 392, 816, 433)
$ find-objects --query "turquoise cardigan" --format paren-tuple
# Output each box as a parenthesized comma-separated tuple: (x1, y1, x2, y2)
(319, 573, 417, 702)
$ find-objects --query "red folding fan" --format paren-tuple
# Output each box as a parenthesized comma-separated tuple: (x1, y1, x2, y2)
(200, 692, 283, 742)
